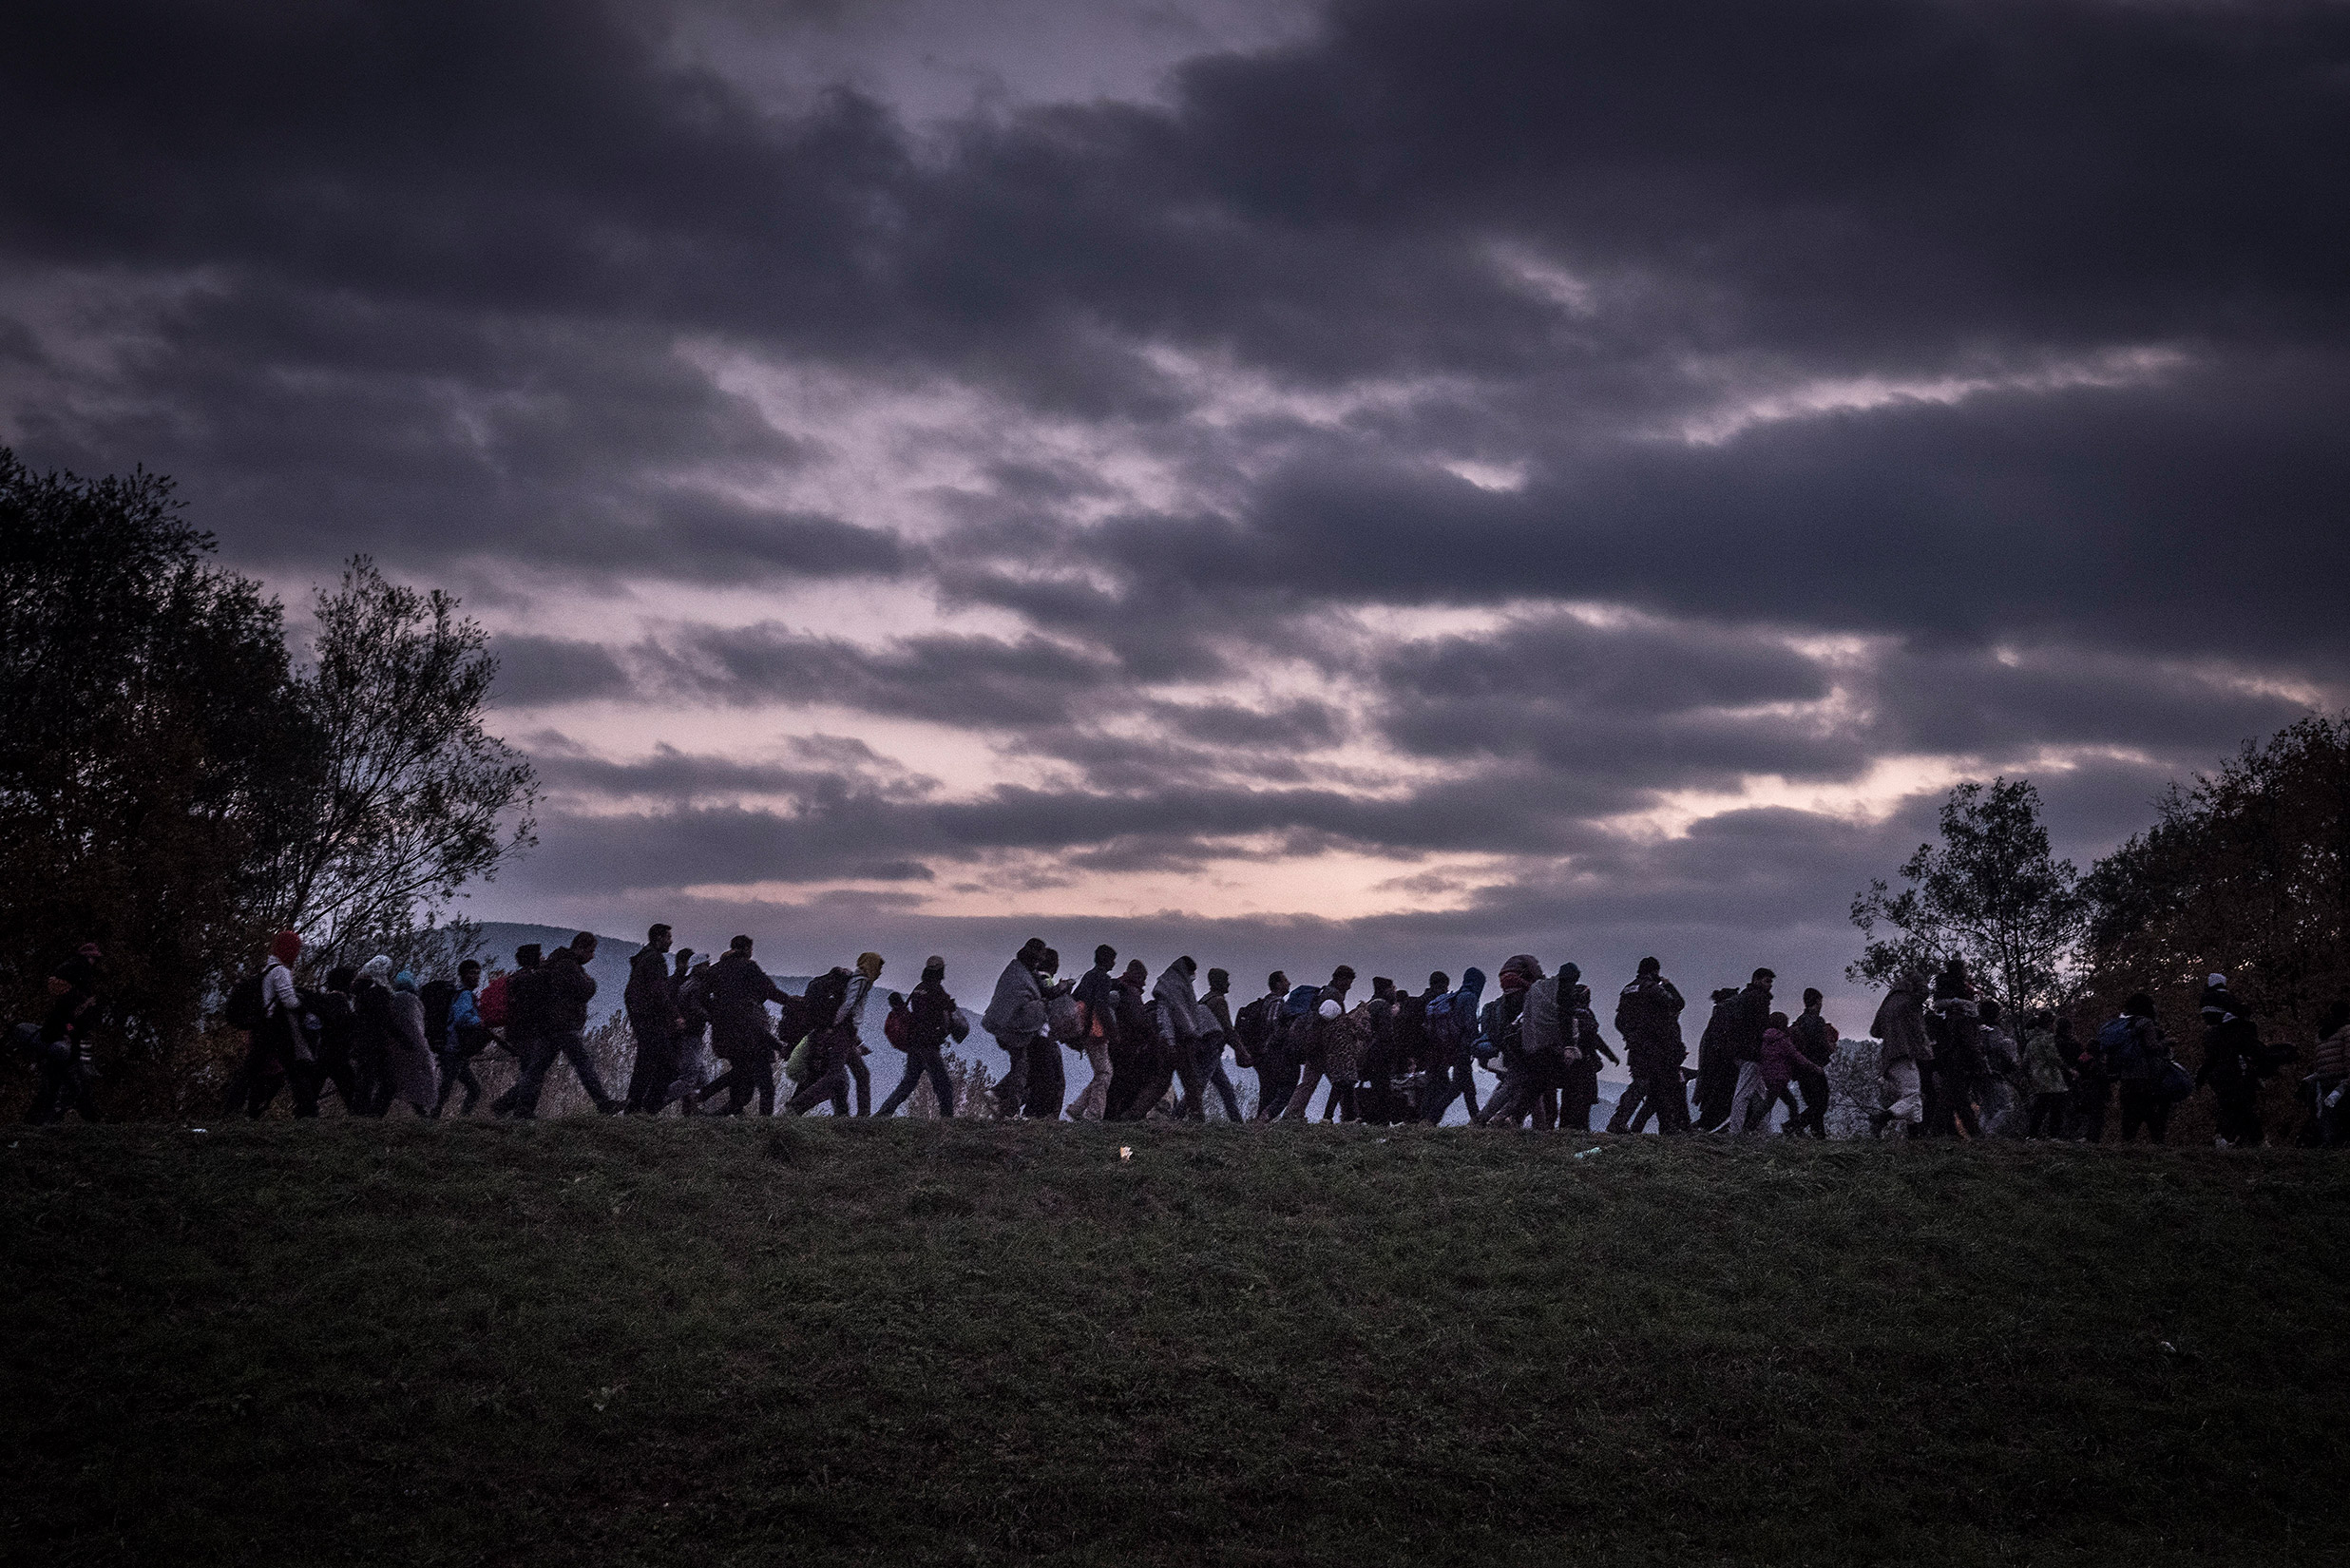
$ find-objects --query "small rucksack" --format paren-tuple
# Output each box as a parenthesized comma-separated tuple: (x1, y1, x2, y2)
(220, 973, 266, 1032)
(801, 968, 852, 1033)
(477, 972, 511, 1029)
(1047, 991, 1085, 1044)
(884, 1001, 912, 1051)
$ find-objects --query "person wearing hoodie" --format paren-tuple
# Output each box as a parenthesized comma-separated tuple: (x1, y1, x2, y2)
(1280, 966, 1358, 1120)
(1609, 959, 1689, 1135)
(984, 938, 1052, 1119)
(1869, 966, 1933, 1137)
(499, 933, 619, 1119)
(787, 952, 884, 1116)
(1786, 987, 1840, 1138)
(1419, 967, 1485, 1124)
(365, 959, 441, 1118)
(1067, 946, 1123, 1121)
(1469, 958, 1539, 1123)
(878, 957, 960, 1118)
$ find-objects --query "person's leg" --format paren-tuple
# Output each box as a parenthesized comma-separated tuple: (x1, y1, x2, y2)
(848, 1052, 872, 1117)
(788, 1063, 850, 1115)
(993, 1040, 1030, 1119)
(1281, 1069, 1325, 1121)
(1072, 1041, 1112, 1120)
(876, 1051, 927, 1117)
(1203, 1051, 1243, 1121)
(1723, 1061, 1765, 1134)
(1878, 1061, 1922, 1134)
(1258, 1051, 1298, 1121)
(921, 1048, 955, 1118)
(491, 1034, 545, 1117)
(753, 1055, 776, 1116)
(1024, 1042, 1065, 1120)
(552, 1027, 620, 1113)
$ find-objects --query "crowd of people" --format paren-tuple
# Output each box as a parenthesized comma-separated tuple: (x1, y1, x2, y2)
(15, 928, 2349, 1146)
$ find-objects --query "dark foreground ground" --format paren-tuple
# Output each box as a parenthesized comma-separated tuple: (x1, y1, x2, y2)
(4, 1119, 2346, 1567)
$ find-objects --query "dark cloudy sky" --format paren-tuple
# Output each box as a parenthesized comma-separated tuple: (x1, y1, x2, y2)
(8, 0, 2347, 1025)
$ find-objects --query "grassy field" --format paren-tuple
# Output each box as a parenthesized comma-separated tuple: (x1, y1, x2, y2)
(5, 1119, 2347, 1567)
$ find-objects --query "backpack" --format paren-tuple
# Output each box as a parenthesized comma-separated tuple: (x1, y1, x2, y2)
(2103, 1016, 2163, 1081)
(884, 1002, 912, 1051)
(800, 968, 852, 1034)
(1426, 992, 1462, 1056)
(1047, 991, 1085, 1044)
(220, 972, 266, 1032)
(477, 972, 510, 1029)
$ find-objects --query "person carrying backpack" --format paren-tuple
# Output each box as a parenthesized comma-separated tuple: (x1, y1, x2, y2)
(1023, 948, 1073, 1120)
(487, 945, 547, 1117)
(1102, 960, 1156, 1120)
(694, 936, 797, 1116)
(498, 933, 618, 1118)
(1191, 968, 1246, 1121)
(436, 959, 493, 1116)
(2106, 993, 2173, 1142)
(1279, 966, 1358, 1121)
(877, 957, 960, 1117)
(1236, 970, 1293, 1122)
(1787, 986, 1838, 1138)
(233, 930, 316, 1118)
(1419, 967, 1485, 1125)
(787, 956, 880, 1116)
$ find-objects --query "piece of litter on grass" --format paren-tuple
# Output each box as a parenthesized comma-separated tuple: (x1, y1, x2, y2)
(1118, 1146, 1133, 1161)
(1574, 1146, 1601, 1159)
(190, 1127, 208, 1135)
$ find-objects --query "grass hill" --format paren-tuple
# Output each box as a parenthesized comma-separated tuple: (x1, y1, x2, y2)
(6, 1120, 2347, 1567)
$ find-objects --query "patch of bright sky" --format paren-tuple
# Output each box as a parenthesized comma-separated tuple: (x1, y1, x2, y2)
(1672, 344, 2188, 447)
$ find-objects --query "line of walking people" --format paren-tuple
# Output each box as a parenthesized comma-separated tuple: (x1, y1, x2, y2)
(22, 927, 2349, 1146)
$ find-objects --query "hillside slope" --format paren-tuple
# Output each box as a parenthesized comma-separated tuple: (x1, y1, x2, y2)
(5, 1122, 2346, 1567)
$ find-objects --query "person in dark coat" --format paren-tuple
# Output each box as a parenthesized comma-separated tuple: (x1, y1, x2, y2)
(697, 936, 795, 1116)
(499, 933, 618, 1118)
(487, 945, 546, 1117)
(1786, 986, 1838, 1138)
(2065, 1015, 2109, 1142)
(1472, 957, 1547, 1128)
(1419, 968, 1485, 1124)
(622, 924, 684, 1114)
(1192, 967, 1246, 1121)
(24, 944, 104, 1124)
(984, 938, 1051, 1119)
(1691, 986, 1744, 1133)
(1237, 971, 1293, 1121)
(1609, 958, 1690, 1135)
(2111, 992, 2173, 1143)
(1718, 969, 1777, 1134)
(1556, 969, 1614, 1132)
(1022, 947, 1072, 1120)
(1102, 960, 1156, 1120)
(877, 957, 960, 1117)
(2196, 974, 2266, 1147)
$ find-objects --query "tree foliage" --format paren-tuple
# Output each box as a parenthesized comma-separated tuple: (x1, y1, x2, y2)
(2082, 714, 2350, 1033)
(1849, 777, 2084, 1014)
(0, 452, 311, 1070)
(259, 558, 538, 971)
(1, 454, 536, 1100)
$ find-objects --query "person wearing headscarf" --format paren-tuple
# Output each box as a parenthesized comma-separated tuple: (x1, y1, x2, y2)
(239, 931, 318, 1118)
(1102, 960, 1156, 1120)
(364, 957, 441, 1118)
(789, 951, 885, 1116)
(984, 939, 1051, 1119)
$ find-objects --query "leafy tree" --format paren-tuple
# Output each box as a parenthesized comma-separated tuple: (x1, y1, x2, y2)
(260, 558, 539, 972)
(2082, 714, 2350, 1033)
(1849, 777, 2085, 1014)
(0, 452, 313, 1088)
